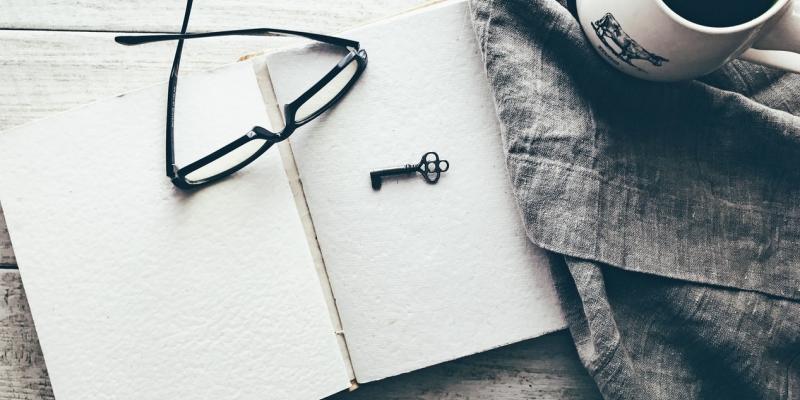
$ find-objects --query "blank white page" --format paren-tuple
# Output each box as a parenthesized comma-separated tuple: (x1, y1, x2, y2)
(0, 62, 349, 400)
(266, 0, 566, 383)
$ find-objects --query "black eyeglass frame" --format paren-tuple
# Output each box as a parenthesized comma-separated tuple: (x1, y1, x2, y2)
(115, 1, 367, 189)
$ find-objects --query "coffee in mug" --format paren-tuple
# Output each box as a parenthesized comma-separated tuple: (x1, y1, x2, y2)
(663, 0, 778, 28)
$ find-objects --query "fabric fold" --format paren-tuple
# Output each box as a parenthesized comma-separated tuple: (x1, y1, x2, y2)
(552, 255, 800, 399)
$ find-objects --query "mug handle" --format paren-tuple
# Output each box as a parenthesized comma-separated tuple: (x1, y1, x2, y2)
(739, 0, 800, 73)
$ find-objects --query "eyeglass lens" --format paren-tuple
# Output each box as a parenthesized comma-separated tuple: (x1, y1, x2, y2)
(294, 57, 361, 122)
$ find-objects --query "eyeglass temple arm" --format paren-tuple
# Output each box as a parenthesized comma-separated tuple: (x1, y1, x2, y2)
(164, 0, 194, 178)
(115, 28, 360, 50)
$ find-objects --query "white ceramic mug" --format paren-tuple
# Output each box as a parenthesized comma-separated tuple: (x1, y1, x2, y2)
(576, 0, 800, 81)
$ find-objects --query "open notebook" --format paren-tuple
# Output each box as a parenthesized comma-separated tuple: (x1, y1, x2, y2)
(0, 1, 564, 399)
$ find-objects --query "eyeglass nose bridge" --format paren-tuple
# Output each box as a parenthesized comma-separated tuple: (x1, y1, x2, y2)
(251, 126, 289, 142)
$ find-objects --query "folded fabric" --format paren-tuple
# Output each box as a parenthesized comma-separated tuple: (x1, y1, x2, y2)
(470, 0, 800, 301)
(469, 0, 800, 398)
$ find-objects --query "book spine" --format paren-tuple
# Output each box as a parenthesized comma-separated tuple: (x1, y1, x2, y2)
(250, 57, 359, 385)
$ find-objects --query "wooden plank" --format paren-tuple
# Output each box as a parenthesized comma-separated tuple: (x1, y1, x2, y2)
(329, 332, 600, 400)
(0, 30, 300, 130)
(0, 204, 14, 266)
(0, 271, 53, 400)
(0, 0, 427, 33)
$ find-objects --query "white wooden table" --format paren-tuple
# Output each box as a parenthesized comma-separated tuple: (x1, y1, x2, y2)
(0, 1, 601, 398)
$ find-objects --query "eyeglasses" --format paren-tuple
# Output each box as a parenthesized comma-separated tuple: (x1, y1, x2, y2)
(115, 0, 367, 189)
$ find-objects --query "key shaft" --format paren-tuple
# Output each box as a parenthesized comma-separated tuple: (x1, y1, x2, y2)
(370, 164, 417, 189)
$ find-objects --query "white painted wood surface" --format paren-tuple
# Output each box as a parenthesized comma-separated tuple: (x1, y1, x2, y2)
(0, 1, 601, 398)
(0, 0, 428, 32)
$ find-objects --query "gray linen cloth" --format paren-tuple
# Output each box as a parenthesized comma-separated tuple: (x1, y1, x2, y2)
(469, 0, 800, 398)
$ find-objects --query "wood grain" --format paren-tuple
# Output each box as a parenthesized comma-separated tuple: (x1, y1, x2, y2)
(0, 204, 14, 266)
(0, 1, 601, 398)
(0, 0, 427, 33)
(328, 333, 600, 400)
(0, 272, 53, 400)
(0, 30, 299, 130)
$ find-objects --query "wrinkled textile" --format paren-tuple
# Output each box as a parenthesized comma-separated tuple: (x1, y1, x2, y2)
(469, 0, 800, 398)
(555, 257, 800, 399)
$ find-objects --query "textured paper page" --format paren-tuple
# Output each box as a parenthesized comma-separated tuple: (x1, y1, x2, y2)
(0, 62, 349, 400)
(266, 0, 566, 383)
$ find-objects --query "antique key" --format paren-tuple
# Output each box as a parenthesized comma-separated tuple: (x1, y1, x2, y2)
(370, 151, 450, 190)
